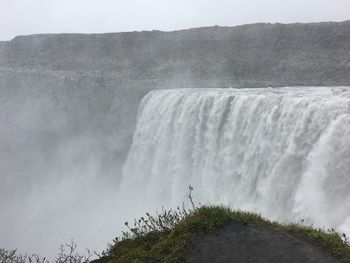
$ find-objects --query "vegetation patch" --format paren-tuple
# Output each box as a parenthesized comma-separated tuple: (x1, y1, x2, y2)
(96, 205, 350, 263)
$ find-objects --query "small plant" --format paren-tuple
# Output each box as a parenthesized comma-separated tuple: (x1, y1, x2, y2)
(188, 185, 196, 211)
(121, 204, 192, 240)
(0, 240, 92, 263)
(119, 185, 197, 241)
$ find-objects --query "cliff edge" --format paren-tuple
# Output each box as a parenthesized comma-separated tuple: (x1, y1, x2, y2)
(94, 206, 350, 263)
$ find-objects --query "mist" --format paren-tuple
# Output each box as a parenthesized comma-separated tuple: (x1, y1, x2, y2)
(0, 83, 125, 256)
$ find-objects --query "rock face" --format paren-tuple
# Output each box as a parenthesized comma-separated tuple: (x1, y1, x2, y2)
(2, 21, 350, 86)
(187, 222, 343, 263)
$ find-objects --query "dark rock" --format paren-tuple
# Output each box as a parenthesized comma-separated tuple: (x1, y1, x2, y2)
(187, 222, 343, 263)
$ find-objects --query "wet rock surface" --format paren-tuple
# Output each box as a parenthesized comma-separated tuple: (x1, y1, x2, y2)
(188, 222, 342, 263)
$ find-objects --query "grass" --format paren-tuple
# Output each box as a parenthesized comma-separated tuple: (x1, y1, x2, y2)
(95, 205, 350, 263)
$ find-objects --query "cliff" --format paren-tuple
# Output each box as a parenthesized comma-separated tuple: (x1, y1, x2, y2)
(2, 21, 350, 86)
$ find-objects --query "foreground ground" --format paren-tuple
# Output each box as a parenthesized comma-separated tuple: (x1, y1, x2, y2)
(187, 221, 343, 262)
(94, 206, 350, 263)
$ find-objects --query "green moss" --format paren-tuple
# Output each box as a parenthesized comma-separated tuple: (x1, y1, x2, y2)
(99, 206, 350, 263)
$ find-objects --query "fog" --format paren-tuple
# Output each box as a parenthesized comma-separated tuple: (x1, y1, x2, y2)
(0, 87, 127, 256)
(1, 0, 350, 40)
(0, 81, 178, 256)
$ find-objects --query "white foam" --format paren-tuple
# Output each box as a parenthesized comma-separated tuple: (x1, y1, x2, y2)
(122, 87, 350, 234)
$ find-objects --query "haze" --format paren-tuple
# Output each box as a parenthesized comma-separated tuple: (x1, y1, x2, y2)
(1, 0, 350, 40)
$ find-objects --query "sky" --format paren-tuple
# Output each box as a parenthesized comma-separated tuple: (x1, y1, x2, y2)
(0, 0, 350, 41)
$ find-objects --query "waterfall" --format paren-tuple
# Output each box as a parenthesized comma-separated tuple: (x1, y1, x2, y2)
(122, 87, 350, 234)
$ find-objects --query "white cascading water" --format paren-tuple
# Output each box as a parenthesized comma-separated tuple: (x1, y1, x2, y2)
(121, 87, 350, 234)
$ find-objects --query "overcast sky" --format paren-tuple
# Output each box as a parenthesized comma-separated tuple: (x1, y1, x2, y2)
(1, 0, 350, 41)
